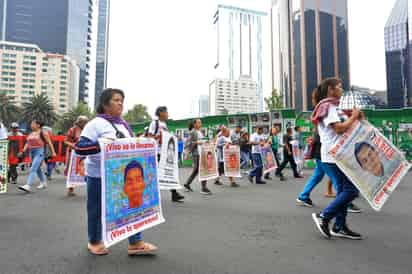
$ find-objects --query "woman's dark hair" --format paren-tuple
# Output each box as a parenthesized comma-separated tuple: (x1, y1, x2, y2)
(124, 160, 144, 183)
(155, 106, 168, 117)
(32, 119, 44, 128)
(316, 78, 342, 102)
(96, 88, 125, 114)
(294, 126, 301, 131)
(188, 119, 200, 131)
(354, 142, 376, 167)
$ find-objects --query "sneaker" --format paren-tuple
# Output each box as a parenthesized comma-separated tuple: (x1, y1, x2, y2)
(247, 175, 253, 184)
(214, 180, 223, 186)
(347, 203, 362, 213)
(330, 225, 363, 240)
(294, 175, 304, 179)
(200, 187, 212, 195)
(264, 174, 272, 180)
(312, 213, 331, 239)
(296, 197, 313, 208)
(230, 182, 240, 188)
(256, 180, 267, 184)
(183, 184, 193, 192)
(18, 184, 31, 192)
(37, 182, 47, 189)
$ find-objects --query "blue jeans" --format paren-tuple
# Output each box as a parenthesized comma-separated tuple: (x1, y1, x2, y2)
(86, 176, 142, 244)
(27, 148, 46, 186)
(298, 159, 337, 201)
(249, 153, 263, 182)
(46, 161, 56, 177)
(240, 151, 250, 169)
(320, 163, 359, 230)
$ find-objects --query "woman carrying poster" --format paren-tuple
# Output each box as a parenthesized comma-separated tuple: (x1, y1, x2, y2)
(183, 119, 212, 195)
(75, 88, 158, 256)
(311, 78, 364, 240)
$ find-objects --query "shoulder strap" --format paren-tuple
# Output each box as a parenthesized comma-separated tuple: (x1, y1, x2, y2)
(154, 120, 159, 135)
(106, 120, 126, 139)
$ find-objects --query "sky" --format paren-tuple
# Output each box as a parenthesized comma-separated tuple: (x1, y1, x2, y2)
(107, 0, 396, 119)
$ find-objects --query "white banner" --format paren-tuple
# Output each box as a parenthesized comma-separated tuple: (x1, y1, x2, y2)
(223, 145, 241, 178)
(330, 121, 411, 211)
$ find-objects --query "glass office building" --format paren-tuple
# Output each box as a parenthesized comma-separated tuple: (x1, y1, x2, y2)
(384, 0, 412, 108)
(94, 0, 110, 110)
(0, 0, 98, 103)
(273, 0, 350, 111)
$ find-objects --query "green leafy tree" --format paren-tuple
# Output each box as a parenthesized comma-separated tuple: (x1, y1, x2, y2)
(264, 89, 284, 111)
(0, 93, 20, 127)
(124, 104, 152, 124)
(55, 103, 94, 133)
(22, 94, 57, 127)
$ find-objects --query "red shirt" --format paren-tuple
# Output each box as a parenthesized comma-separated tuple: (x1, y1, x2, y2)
(26, 132, 44, 149)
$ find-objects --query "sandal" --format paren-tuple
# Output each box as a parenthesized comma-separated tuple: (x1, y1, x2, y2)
(128, 242, 158, 256)
(87, 243, 109, 256)
(324, 193, 336, 198)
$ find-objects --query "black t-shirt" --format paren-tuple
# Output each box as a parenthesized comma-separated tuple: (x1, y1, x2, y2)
(283, 134, 293, 155)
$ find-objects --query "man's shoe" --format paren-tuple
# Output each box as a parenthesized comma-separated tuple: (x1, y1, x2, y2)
(18, 184, 31, 192)
(172, 192, 184, 203)
(183, 184, 193, 192)
(294, 175, 304, 179)
(264, 174, 272, 180)
(200, 187, 212, 195)
(312, 213, 331, 239)
(214, 180, 223, 186)
(347, 203, 362, 213)
(256, 180, 267, 184)
(247, 175, 253, 183)
(330, 225, 363, 240)
(296, 197, 313, 208)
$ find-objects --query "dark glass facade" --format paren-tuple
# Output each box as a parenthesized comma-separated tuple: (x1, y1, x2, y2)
(0, 0, 97, 103)
(384, 0, 411, 108)
(94, 0, 110, 109)
(280, 0, 350, 111)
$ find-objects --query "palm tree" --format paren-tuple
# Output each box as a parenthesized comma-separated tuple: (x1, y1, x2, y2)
(0, 93, 20, 127)
(22, 94, 57, 127)
(55, 103, 94, 133)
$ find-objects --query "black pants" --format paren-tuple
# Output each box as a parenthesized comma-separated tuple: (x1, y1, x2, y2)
(185, 155, 206, 186)
(157, 154, 178, 196)
(272, 148, 281, 168)
(276, 153, 299, 177)
(8, 164, 18, 182)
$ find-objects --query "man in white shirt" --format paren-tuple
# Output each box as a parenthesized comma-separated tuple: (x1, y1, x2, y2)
(148, 106, 184, 203)
(248, 126, 266, 184)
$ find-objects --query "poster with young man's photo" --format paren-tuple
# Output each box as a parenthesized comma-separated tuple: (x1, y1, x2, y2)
(199, 143, 219, 181)
(261, 146, 277, 174)
(158, 132, 182, 190)
(99, 138, 165, 247)
(330, 120, 411, 211)
(66, 152, 86, 188)
(223, 145, 241, 178)
(0, 140, 8, 193)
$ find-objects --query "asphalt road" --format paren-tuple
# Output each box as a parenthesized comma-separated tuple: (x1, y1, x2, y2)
(0, 167, 411, 274)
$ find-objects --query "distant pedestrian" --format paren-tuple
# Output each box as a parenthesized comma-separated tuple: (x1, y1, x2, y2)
(276, 127, 303, 180)
(215, 127, 239, 187)
(18, 119, 56, 192)
(7, 122, 22, 184)
(248, 126, 266, 184)
(239, 131, 251, 170)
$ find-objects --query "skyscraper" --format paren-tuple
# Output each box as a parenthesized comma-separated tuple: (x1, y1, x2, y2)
(272, 0, 350, 111)
(94, 0, 110, 109)
(384, 0, 412, 108)
(213, 5, 267, 112)
(0, 0, 98, 104)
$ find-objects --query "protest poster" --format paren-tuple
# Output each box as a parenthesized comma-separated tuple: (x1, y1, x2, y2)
(0, 140, 8, 193)
(158, 132, 182, 190)
(330, 120, 411, 211)
(66, 152, 86, 188)
(261, 146, 277, 174)
(291, 140, 304, 173)
(99, 138, 165, 247)
(199, 142, 218, 181)
(223, 145, 241, 178)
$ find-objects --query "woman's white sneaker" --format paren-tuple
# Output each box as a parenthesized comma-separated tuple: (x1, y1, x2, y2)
(18, 184, 31, 192)
(37, 182, 47, 189)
